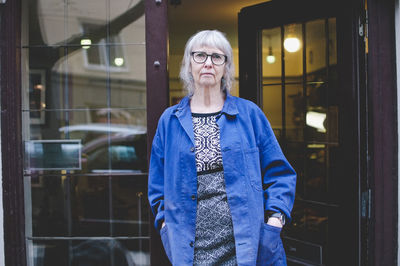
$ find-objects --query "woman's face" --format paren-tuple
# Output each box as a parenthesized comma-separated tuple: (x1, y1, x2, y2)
(190, 46, 226, 90)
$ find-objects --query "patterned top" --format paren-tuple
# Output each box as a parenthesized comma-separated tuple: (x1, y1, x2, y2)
(192, 112, 237, 266)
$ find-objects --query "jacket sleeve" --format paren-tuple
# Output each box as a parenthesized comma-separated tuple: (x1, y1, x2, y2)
(253, 106, 297, 221)
(148, 123, 165, 233)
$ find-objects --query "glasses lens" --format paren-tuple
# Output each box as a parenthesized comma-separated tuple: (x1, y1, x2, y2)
(211, 54, 225, 65)
(193, 52, 207, 63)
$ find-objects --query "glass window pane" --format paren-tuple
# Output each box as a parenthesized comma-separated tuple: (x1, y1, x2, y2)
(66, 1, 108, 46)
(328, 18, 337, 68)
(110, 45, 146, 108)
(284, 23, 303, 78)
(112, 176, 149, 237)
(306, 82, 328, 143)
(70, 175, 111, 236)
(27, 174, 149, 237)
(86, 45, 103, 65)
(304, 146, 327, 202)
(285, 142, 304, 198)
(25, 0, 66, 46)
(262, 27, 282, 85)
(23, 0, 148, 264)
(306, 19, 327, 82)
(110, 0, 146, 45)
(27, 239, 149, 266)
(263, 85, 282, 141)
(287, 201, 328, 245)
(23, 109, 147, 174)
(25, 47, 110, 110)
(286, 84, 304, 142)
(27, 240, 69, 266)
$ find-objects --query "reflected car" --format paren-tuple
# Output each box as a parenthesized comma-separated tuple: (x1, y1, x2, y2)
(59, 123, 147, 173)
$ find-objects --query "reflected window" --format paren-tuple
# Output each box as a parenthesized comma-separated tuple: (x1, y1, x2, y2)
(82, 23, 127, 71)
(22, 0, 148, 265)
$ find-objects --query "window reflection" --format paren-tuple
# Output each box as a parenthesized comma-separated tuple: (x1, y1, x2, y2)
(28, 239, 150, 266)
(23, 0, 148, 265)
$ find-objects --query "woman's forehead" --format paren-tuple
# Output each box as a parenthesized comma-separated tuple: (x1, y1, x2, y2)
(192, 45, 224, 54)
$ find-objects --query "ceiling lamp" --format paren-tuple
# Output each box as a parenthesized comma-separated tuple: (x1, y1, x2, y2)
(80, 39, 92, 49)
(284, 37, 301, 53)
(266, 46, 276, 64)
(265, 35, 276, 64)
(114, 57, 124, 67)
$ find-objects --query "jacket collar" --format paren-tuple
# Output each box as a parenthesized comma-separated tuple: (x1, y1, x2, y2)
(173, 93, 239, 117)
(172, 93, 239, 145)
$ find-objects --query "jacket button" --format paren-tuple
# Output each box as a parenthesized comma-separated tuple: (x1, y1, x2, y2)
(190, 147, 195, 152)
(190, 241, 194, 247)
(191, 195, 196, 200)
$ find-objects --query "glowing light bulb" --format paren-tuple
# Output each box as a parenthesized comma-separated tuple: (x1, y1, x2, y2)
(81, 39, 92, 49)
(114, 57, 124, 66)
(266, 55, 276, 64)
(284, 37, 301, 53)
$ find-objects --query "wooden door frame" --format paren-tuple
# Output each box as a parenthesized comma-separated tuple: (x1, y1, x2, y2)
(0, 0, 27, 265)
(144, 0, 170, 265)
(367, 0, 398, 264)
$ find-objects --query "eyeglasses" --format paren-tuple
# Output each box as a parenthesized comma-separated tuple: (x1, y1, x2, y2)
(191, 51, 227, 65)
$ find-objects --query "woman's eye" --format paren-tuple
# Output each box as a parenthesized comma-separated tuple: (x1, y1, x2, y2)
(213, 54, 222, 59)
(196, 53, 206, 59)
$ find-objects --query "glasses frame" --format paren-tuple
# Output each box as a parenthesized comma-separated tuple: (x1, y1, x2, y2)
(191, 51, 227, 65)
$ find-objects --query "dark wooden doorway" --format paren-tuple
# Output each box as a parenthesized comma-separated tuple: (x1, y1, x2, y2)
(238, 0, 366, 265)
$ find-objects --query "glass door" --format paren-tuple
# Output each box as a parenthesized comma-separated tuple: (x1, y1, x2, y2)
(22, 0, 149, 265)
(261, 18, 338, 265)
(239, 1, 362, 265)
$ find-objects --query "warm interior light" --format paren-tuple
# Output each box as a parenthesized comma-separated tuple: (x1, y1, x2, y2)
(306, 111, 326, 133)
(81, 39, 92, 49)
(266, 55, 276, 64)
(114, 57, 124, 66)
(266, 46, 276, 64)
(284, 37, 301, 53)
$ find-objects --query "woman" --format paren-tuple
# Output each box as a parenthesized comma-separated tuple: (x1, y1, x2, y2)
(148, 30, 296, 266)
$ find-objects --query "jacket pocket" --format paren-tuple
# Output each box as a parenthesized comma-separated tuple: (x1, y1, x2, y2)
(160, 225, 173, 263)
(256, 223, 286, 266)
(244, 147, 263, 191)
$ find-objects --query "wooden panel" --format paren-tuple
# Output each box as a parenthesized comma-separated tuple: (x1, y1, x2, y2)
(0, 0, 27, 265)
(145, 0, 170, 265)
(367, 0, 398, 264)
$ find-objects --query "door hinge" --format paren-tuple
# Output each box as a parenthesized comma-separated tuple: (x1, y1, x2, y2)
(361, 189, 371, 219)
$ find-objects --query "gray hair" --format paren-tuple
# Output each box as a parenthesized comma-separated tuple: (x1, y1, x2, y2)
(179, 30, 235, 97)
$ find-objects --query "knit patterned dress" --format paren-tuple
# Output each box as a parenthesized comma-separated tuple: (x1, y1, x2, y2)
(191, 112, 237, 266)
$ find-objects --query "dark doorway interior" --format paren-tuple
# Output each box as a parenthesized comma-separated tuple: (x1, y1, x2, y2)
(239, 1, 365, 265)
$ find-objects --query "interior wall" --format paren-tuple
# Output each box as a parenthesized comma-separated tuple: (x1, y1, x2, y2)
(167, 0, 268, 105)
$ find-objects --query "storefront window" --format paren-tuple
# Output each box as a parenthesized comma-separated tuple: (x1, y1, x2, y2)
(22, 1, 149, 265)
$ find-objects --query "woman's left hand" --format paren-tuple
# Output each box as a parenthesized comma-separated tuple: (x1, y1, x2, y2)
(267, 217, 283, 228)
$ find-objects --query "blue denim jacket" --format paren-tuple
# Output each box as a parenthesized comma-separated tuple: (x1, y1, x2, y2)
(148, 94, 296, 265)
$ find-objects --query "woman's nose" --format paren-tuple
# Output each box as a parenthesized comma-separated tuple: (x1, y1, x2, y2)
(203, 56, 213, 67)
